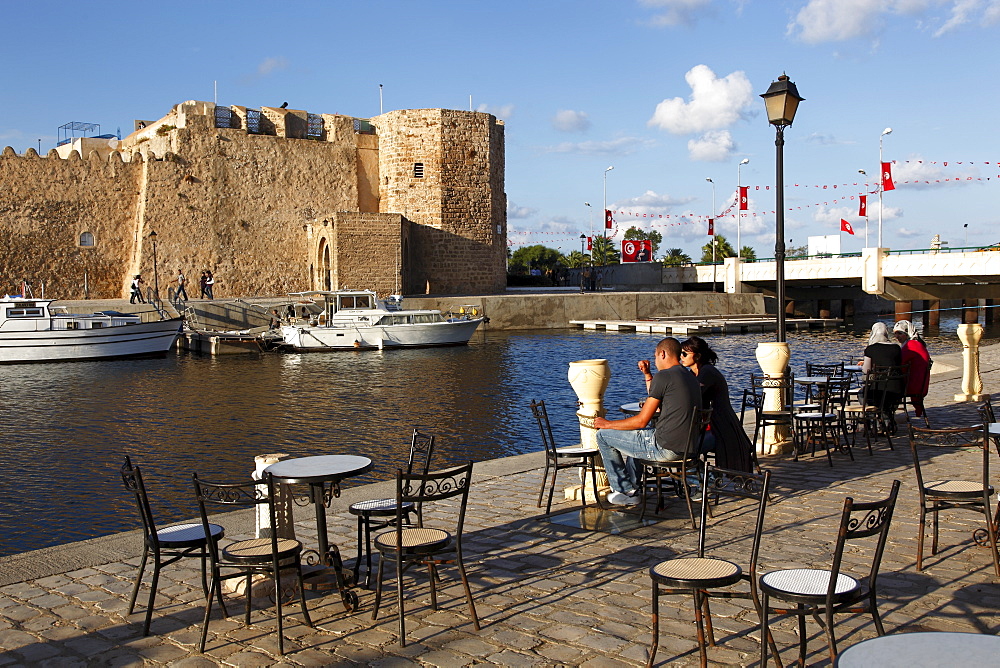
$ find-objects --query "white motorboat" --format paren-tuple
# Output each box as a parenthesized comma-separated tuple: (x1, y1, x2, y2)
(0, 296, 183, 364)
(278, 290, 485, 351)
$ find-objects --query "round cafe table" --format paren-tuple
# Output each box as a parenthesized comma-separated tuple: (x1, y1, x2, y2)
(835, 631, 1000, 667)
(265, 454, 373, 611)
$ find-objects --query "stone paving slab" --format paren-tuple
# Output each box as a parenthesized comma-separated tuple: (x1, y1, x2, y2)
(1, 343, 999, 666)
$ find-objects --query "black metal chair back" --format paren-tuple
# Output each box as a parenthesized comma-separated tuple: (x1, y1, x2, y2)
(121, 456, 160, 551)
(529, 399, 602, 514)
(637, 406, 712, 527)
(530, 399, 559, 459)
(697, 465, 771, 567)
(806, 362, 844, 378)
(828, 479, 900, 606)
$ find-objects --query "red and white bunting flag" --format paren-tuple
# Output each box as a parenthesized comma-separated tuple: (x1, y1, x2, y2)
(708, 218, 715, 235)
(881, 162, 895, 191)
(739, 186, 748, 210)
(604, 209, 613, 229)
(859, 195, 867, 217)
(841, 219, 855, 235)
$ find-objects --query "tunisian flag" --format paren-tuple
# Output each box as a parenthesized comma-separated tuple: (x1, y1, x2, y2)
(881, 162, 895, 191)
(859, 195, 867, 217)
(605, 209, 613, 229)
(841, 219, 855, 235)
(739, 186, 748, 210)
(587, 236, 593, 251)
(708, 218, 715, 235)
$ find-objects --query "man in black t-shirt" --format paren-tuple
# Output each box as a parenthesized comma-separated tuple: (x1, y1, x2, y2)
(594, 337, 702, 505)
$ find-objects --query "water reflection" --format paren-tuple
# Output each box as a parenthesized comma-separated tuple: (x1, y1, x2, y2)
(0, 315, 990, 556)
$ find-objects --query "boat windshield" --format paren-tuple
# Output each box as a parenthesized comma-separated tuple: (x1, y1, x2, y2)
(338, 294, 373, 310)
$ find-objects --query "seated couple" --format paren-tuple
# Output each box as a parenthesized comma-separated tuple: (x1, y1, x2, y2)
(593, 337, 702, 506)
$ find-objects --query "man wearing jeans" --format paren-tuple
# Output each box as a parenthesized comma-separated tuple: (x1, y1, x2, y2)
(593, 337, 702, 505)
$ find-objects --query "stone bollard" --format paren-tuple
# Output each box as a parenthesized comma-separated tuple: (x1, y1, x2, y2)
(954, 323, 988, 402)
(755, 342, 793, 454)
(567, 359, 611, 503)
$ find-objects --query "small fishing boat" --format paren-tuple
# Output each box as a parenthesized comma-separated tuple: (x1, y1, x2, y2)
(0, 296, 183, 364)
(278, 290, 485, 351)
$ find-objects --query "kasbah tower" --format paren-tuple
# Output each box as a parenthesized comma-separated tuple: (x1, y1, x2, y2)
(0, 101, 508, 299)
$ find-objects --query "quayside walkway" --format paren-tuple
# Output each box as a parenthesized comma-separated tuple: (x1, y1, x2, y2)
(1, 347, 999, 666)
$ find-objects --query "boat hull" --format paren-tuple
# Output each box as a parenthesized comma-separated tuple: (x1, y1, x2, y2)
(280, 318, 484, 351)
(0, 318, 184, 364)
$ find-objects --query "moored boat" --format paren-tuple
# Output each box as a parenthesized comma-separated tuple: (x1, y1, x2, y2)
(0, 296, 183, 364)
(278, 290, 485, 351)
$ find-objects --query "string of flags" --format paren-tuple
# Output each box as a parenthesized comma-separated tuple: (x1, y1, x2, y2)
(508, 160, 1000, 247)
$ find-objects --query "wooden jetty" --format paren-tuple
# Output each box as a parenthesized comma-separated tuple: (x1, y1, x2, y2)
(569, 314, 841, 336)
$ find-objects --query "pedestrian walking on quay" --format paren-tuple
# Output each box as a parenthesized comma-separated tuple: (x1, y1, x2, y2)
(174, 269, 189, 301)
(205, 270, 215, 299)
(129, 275, 145, 304)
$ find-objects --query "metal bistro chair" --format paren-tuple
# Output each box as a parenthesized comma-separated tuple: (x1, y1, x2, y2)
(371, 461, 479, 647)
(908, 423, 1000, 577)
(120, 456, 225, 636)
(530, 399, 602, 514)
(760, 480, 900, 668)
(647, 465, 778, 668)
(349, 429, 435, 588)
(635, 407, 713, 528)
(746, 375, 795, 457)
(792, 377, 852, 466)
(842, 368, 895, 456)
(193, 472, 313, 656)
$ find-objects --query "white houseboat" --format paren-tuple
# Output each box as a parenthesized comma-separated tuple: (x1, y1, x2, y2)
(278, 290, 485, 351)
(0, 297, 183, 364)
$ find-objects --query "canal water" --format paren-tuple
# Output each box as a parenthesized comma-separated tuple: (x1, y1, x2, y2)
(0, 315, 987, 557)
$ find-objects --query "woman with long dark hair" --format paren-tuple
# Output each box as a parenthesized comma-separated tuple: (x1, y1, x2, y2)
(679, 336, 754, 472)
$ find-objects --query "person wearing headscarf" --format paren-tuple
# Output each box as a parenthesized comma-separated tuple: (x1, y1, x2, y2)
(893, 319, 931, 418)
(862, 322, 905, 421)
(679, 336, 754, 472)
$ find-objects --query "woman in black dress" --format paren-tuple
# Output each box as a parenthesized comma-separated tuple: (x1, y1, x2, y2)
(679, 336, 754, 472)
(861, 322, 904, 419)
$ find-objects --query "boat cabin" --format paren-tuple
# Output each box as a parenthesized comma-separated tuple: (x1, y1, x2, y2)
(0, 298, 141, 331)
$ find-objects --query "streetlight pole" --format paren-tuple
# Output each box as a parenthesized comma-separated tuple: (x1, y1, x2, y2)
(858, 169, 870, 247)
(878, 127, 892, 249)
(761, 73, 804, 344)
(706, 177, 716, 292)
(603, 166, 614, 257)
(737, 158, 749, 256)
(148, 230, 159, 301)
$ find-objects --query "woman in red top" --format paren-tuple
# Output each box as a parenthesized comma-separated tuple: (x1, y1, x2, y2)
(893, 320, 931, 418)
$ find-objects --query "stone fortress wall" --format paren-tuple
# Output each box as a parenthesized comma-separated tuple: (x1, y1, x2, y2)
(0, 100, 507, 300)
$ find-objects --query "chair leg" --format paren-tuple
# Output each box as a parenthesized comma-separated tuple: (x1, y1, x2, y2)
(427, 561, 439, 610)
(825, 606, 838, 665)
(589, 457, 604, 509)
(371, 557, 385, 621)
(751, 589, 784, 668)
(127, 547, 149, 615)
(142, 560, 161, 636)
(692, 590, 708, 668)
(916, 504, 927, 571)
(680, 472, 697, 530)
(647, 581, 659, 668)
(396, 554, 407, 646)
(353, 515, 364, 586)
(931, 503, 940, 556)
(274, 567, 285, 656)
(702, 594, 716, 646)
(984, 498, 1000, 577)
(199, 574, 218, 653)
(545, 465, 558, 514)
(296, 558, 313, 628)
(760, 591, 771, 668)
(870, 590, 886, 636)
(796, 603, 808, 667)
(536, 460, 552, 508)
(244, 573, 252, 626)
(456, 549, 480, 631)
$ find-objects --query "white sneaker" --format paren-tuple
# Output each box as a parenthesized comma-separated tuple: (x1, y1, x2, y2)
(607, 491, 641, 506)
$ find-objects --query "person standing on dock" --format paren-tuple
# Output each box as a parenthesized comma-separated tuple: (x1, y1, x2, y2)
(593, 337, 702, 506)
(205, 270, 215, 299)
(129, 275, 145, 304)
(174, 269, 189, 301)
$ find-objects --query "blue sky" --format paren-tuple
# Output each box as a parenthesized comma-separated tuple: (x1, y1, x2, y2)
(3, 0, 1000, 259)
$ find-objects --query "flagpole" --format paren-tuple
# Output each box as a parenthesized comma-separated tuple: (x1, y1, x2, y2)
(859, 169, 869, 248)
(878, 127, 892, 248)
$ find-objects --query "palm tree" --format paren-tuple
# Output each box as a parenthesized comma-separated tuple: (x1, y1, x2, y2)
(662, 248, 692, 266)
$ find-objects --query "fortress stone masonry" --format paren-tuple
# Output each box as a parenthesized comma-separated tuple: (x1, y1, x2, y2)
(0, 101, 507, 299)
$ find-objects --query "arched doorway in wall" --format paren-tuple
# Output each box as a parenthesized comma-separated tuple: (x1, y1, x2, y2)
(318, 238, 332, 290)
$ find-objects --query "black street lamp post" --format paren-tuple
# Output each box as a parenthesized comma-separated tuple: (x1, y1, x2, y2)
(579, 234, 587, 292)
(760, 73, 803, 343)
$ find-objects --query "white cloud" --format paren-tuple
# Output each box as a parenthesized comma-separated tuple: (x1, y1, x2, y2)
(638, 0, 712, 26)
(614, 190, 694, 212)
(648, 65, 753, 135)
(892, 157, 981, 189)
(476, 103, 515, 120)
(789, 0, 1000, 43)
(543, 136, 654, 156)
(896, 226, 922, 238)
(813, 205, 859, 225)
(551, 110, 591, 132)
(507, 202, 537, 219)
(687, 130, 735, 162)
(257, 56, 289, 77)
(805, 132, 855, 146)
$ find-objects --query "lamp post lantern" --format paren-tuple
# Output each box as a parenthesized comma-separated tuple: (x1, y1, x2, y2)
(706, 177, 716, 292)
(760, 73, 803, 343)
(148, 230, 159, 301)
(878, 128, 892, 249)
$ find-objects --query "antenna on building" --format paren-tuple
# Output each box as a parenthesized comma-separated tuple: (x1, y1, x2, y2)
(214, 80, 217, 105)
(469, 94, 473, 111)
(379, 84, 383, 115)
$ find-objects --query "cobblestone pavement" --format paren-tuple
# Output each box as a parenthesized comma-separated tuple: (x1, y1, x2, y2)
(2, 345, 1000, 667)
